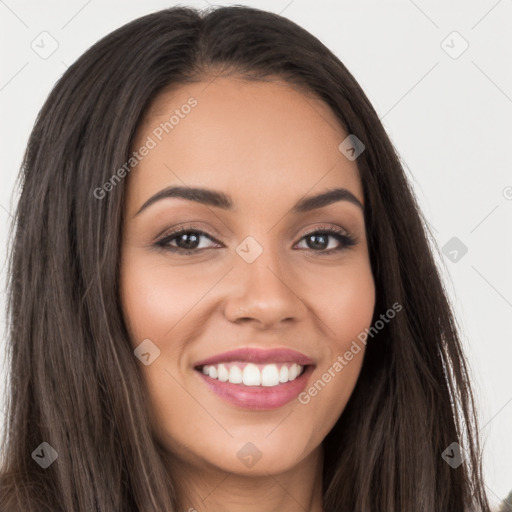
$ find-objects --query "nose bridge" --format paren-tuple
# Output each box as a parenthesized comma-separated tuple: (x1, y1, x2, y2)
(236, 231, 289, 285)
(224, 233, 304, 326)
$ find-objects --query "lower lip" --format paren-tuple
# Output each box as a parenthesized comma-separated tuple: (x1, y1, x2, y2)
(196, 366, 315, 410)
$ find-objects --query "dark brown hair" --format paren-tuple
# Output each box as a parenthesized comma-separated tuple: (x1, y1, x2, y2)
(0, 5, 490, 511)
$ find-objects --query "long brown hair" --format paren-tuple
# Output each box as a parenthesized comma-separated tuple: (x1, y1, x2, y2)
(0, 6, 490, 511)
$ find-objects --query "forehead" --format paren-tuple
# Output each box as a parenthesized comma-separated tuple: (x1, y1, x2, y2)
(126, 76, 363, 214)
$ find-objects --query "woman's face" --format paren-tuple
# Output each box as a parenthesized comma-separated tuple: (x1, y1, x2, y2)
(120, 76, 375, 478)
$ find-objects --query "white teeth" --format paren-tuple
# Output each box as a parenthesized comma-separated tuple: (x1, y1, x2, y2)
(229, 365, 243, 384)
(261, 364, 279, 387)
(200, 362, 305, 387)
(278, 365, 289, 383)
(288, 363, 299, 380)
(217, 363, 229, 382)
(242, 363, 261, 386)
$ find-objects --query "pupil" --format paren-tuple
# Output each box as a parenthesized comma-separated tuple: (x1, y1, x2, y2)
(178, 233, 200, 249)
(309, 234, 327, 250)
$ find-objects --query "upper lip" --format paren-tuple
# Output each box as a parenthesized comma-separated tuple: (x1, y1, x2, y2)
(194, 347, 315, 368)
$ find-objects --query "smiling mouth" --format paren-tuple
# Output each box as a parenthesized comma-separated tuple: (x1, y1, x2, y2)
(195, 361, 307, 387)
(193, 347, 315, 409)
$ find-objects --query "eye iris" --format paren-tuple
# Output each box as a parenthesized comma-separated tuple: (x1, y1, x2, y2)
(308, 233, 329, 250)
(176, 232, 200, 250)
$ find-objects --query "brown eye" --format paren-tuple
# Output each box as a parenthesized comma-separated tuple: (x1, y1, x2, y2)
(156, 229, 221, 253)
(295, 228, 356, 254)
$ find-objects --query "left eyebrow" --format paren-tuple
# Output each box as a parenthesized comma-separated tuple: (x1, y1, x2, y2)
(134, 185, 364, 216)
(292, 187, 364, 213)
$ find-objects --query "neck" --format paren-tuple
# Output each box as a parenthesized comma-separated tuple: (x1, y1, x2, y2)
(169, 446, 324, 512)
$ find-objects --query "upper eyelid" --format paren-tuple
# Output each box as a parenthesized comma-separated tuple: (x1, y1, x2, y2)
(300, 224, 350, 238)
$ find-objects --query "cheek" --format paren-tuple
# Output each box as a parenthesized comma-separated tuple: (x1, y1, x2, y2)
(120, 253, 220, 343)
(297, 259, 375, 413)
(304, 257, 376, 345)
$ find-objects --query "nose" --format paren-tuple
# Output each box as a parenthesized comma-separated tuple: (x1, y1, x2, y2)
(223, 241, 306, 330)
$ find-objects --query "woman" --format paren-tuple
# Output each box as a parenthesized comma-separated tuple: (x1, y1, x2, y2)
(0, 5, 491, 511)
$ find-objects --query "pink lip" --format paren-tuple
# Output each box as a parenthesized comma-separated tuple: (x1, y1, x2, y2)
(193, 347, 315, 410)
(194, 347, 314, 368)
(196, 365, 315, 410)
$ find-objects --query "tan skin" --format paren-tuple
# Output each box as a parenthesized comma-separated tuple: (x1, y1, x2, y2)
(120, 76, 376, 512)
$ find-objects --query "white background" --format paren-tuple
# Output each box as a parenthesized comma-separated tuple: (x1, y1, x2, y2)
(0, 1, 511, 509)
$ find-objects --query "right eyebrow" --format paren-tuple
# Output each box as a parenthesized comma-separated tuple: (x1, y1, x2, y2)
(135, 186, 233, 216)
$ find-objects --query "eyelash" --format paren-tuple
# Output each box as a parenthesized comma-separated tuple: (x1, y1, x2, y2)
(154, 224, 357, 256)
